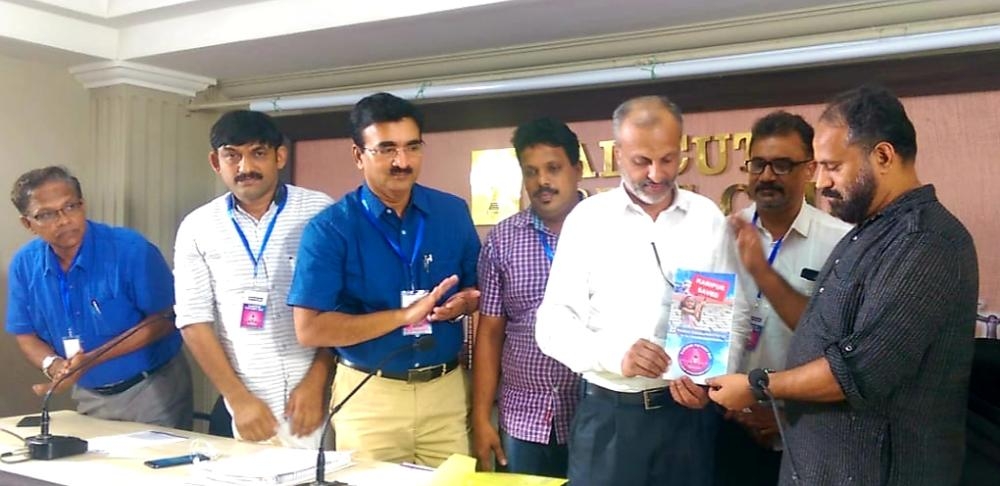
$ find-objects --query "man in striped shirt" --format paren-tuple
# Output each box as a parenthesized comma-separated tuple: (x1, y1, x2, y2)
(473, 118, 583, 477)
(174, 110, 335, 447)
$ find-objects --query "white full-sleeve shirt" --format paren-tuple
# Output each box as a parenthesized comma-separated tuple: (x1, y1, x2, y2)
(536, 184, 750, 393)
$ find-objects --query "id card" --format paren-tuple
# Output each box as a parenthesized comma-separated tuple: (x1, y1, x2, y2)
(240, 290, 268, 329)
(62, 337, 82, 358)
(746, 302, 768, 352)
(400, 290, 433, 336)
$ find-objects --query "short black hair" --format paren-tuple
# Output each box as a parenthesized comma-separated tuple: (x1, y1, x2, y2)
(819, 84, 917, 162)
(750, 110, 814, 159)
(11, 166, 83, 215)
(511, 117, 581, 167)
(350, 92, 425, 147)
(210, 110, 284, 150)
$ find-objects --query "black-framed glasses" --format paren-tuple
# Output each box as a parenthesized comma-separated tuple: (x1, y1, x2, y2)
(744, 157, 811, 175)
(362, 141, 425, 161)
(30, 200, 84, 225)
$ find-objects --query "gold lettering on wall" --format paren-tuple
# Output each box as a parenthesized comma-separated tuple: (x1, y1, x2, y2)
(578, 143, 598, 179)
(598, 140, 618, 177)
(732, 132, 752, 166)
(720, 183, 749, 216)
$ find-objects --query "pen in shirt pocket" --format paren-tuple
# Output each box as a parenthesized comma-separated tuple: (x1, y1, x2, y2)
(90, 299, 102, 315)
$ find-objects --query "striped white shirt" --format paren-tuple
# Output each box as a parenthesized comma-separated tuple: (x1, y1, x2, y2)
(174, 184, 333, 418)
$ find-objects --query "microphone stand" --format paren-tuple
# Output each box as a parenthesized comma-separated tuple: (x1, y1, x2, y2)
(304, 335, 435, 486)
(25, 311, 173, 460)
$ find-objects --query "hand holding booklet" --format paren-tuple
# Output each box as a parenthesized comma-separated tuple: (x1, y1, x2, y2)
(661, 269, 737, 384)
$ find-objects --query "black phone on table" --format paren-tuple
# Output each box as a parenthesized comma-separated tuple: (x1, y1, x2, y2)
(143, 453, 210, 469)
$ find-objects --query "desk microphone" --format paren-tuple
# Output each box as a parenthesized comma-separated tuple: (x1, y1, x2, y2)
(748, 368, 800, 483)
(302, 335, 436, 486)
(25, 311, 172, 460)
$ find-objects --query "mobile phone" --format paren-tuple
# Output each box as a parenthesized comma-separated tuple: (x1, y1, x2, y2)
(143, 453, 210, 469)
(16, 415, 42, 427)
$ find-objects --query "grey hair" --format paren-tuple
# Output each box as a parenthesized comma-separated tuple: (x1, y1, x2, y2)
(10, 166, 83, 215)
(612, 95, 684, 139)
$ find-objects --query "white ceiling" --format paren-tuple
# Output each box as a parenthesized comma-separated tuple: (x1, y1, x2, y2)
(1, 0, 999, 99)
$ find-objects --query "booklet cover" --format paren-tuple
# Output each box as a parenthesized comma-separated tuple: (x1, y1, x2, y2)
(662, 269, 737, 384)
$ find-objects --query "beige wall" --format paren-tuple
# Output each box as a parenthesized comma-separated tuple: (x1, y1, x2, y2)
(0, 53, 221, 418)
(294, 90, 1000, 317)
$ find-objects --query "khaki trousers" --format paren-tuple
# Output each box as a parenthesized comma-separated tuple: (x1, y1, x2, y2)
(332, 364, 469, 467)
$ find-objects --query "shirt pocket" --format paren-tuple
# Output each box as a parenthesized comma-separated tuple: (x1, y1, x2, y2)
(88, 289, 140, 337)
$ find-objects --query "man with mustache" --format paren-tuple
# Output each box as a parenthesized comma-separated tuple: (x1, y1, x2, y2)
(174, 110, 335, 446)
(472, 118, 583, 477)
(536, 96, 750, 486)
(6, 166, 193, 428)
(290, 92, 481, 466)
(716, 111, 850, 486)
(708, 86, 978, 486)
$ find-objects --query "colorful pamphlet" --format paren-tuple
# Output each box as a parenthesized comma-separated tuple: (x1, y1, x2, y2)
(662, 269, 737, 384)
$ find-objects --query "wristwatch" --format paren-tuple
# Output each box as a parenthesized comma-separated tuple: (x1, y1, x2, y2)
(748, 368, 774, 402)
(41, 354, 60, 380)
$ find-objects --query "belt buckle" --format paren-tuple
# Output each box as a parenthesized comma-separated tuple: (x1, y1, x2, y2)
(406, 364, 439, 384)
(643, 388, 665, 410)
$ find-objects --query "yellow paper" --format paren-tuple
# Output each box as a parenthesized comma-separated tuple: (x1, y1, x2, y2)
(430, 454, 567, 486)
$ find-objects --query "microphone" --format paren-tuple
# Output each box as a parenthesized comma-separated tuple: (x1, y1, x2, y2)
(303, 335, 435, 486)
(747, 368, 800, 483)
(25, 311, 172, 460)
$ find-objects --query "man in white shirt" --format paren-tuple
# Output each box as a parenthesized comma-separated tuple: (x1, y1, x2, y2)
(174, 110, 335, 447)
(535, 96, 749, 486)
(715, 111, 852, 486)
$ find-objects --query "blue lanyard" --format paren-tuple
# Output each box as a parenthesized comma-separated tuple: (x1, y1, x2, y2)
(54, 248, 83, 335)
(360, 189, 426, 289)
(228, 188, 287, 279)
(752, 211, 784, 299)
(532, 214, 555, 263)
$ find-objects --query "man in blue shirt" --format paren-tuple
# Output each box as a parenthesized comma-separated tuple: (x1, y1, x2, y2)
(290, 92, 481, 466)
(5, 166, 192, 429)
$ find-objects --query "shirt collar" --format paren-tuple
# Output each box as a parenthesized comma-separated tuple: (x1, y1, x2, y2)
(616, 181, 691, 216)
(361, 183, 430, 218)
(228, 183, 288, 218)
(869, 184, 936, 222)
(749, 200, 814, 240)
(44, 220, 94, 276)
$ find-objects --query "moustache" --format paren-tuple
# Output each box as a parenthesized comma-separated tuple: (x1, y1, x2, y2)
(821, 188, 843, 200)
(390, 167, 413, 175)
(755, 183, 784, 194)
(533, 187, 557, 198)
(235, 172, 263, 183)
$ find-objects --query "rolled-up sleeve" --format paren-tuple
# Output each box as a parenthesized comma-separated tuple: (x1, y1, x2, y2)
(173, 215, 215, 328)
(825, 233, 957, 410)
(477, 234, 504, 318)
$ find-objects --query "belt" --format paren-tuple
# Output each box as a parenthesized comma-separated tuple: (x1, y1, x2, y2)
(339, 358, 459, 383)
(90, 360, 167, 396)
(584, 381, 672, 411)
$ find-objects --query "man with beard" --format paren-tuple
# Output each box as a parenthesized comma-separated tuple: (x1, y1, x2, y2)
(175, 110, 335, 446)
(473, 118, 583, 477)
(290, 92, 481, 466)
(708, 85, 978, 486)
(536, 96, 749, 486)
(715, 111, 851, 486)
(6, 166, 192, 428)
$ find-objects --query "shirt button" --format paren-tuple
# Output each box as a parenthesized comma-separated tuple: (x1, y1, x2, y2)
(834, 259, 840, 265)
(851, 236, 858, 241)
(385, 209, 392, 214)
(401, 230, 407, 235)
(818, 287, 824, 293)
(414, 362, 420, 367)
(844, 344, 853, 352)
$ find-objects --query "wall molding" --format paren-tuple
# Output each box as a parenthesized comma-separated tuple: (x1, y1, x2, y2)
(71, 60, 216, 97)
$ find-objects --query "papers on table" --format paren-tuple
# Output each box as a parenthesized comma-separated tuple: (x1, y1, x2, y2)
(88, 430, 188, 457)
(186, 447, 353, 485)
(430, 454, 567, 486)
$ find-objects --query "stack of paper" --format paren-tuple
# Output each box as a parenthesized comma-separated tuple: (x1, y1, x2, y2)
(187, 448, 353, 485)
(431, 454, 567, 486)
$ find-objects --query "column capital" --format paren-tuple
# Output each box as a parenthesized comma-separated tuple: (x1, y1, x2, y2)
(70, 61, 216, 97)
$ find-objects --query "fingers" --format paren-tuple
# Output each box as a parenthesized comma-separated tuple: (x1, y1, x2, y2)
(670, 377, 708, 409)
(622, 339, 671, 378)
(493, 441, 507, 468)
(430, 275, 460, 300)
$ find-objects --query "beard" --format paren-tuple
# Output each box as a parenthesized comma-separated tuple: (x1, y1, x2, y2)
(621, 174, 674, 205)
(823, 162, 876, 224)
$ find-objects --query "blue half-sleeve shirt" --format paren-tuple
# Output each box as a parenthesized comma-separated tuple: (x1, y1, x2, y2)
(5, 221, 181, 389)
(288, 184, 481, 373)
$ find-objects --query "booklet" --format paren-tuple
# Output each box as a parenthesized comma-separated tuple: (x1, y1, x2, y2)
(661, 269, 737, 384)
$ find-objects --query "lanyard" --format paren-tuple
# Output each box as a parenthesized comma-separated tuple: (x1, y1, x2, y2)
(228, 188, 287, 279)
(752, 211, 784, 299)
(532, 214, 555, 263)
(54, 248, 83, 335)
(360, 189, 426, 289)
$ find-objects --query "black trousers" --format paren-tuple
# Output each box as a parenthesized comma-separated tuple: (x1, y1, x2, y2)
(714, 418, 782, 486)
(568, 381, 721, 486)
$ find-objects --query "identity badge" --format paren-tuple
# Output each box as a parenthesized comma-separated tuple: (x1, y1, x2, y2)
(62, 336, 82, 358)
(240, 290, 268, 329)
(400, 290, 433, 336)
(746, 302, 769, 351)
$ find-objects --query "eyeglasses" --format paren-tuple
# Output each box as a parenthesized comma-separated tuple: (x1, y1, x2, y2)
(744, 157, 811, 175)
(362, 141, 425, 161)
(30, 200, 84, 225)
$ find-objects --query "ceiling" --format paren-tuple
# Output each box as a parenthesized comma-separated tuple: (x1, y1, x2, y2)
(2, 0, 999, 103)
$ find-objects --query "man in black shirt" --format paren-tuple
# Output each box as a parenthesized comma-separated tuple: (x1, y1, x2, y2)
(707, 85, 978, 486)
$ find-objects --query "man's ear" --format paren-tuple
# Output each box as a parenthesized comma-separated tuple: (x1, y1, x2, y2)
(209, 150, 222, 174)
(871, 141, 896, 172)
(20, 215, 33, 232)
(276, 145, 289, 170)
(353, 145, 364, 170)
